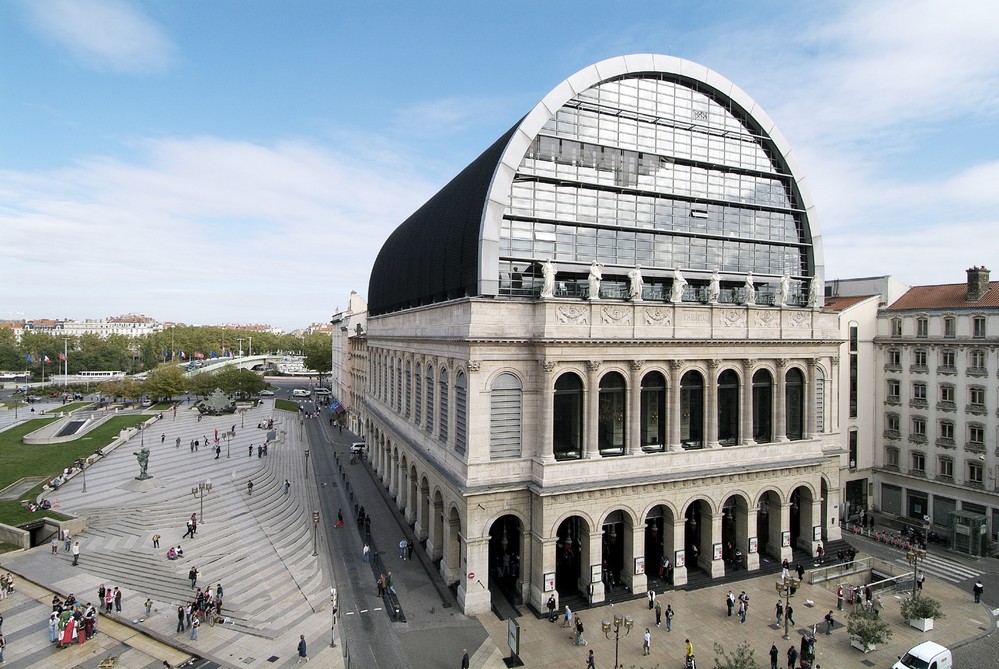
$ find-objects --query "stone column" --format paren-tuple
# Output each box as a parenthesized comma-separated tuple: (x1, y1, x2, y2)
(802, 495, 823, 557)
(585, 529, 605, 604)
(702, 509, 725, 578)
(388, 451, 399, 498)
(805, 359, 818, 439)
(667, 361, 683, 451)
(670, 517, 688, 587)
(628, 360, 643, 455)
(459, 536, 491, 615)
(539, 360, 557, 462)
(778, 502, 793, 564)
(741, 359, 756, 446)
(397, 466, 408, 512)
(705, 360, 720, 447)
(585, 361, 601, 459)
(830, 359, 840, 432)
(624, 520, 647, 595)
(774, 359, 788, 442)
(405, 477, 417, 525)
(743, 507, 760, 571)
(530, 535, 558, 613)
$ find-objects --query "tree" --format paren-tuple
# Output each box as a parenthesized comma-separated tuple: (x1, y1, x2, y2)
(185, 371, 219, 398)
(848, 609, 893, 648)
(144, 365, 186, 400)
(303, 332, 332, 385)
(712, 641, 761, 669)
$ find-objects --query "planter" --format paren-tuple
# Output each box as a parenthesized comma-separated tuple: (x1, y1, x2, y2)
(908, 617, 934, 632)
(850, 635, 876, 653)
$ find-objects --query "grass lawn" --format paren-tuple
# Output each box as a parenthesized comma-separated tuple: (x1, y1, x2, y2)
(0, 414, 148, 526)
(49, 401, 92, 413)
(275, 399, 300, 412)
(151, 401, 174, 410)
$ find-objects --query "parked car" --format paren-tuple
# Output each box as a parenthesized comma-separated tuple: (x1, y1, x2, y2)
(893, 641, 951, 669)
(258, 389, 275, 396)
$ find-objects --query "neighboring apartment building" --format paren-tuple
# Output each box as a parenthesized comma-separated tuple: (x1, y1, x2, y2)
(330, 291, 368, 433)
(874, 267, 999, 554)
(359, 55, 843, 615)
(59, 314, 163, 338)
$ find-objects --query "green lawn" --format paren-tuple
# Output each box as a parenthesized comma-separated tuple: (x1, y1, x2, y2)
(0, 414, 148, 526)
(275, 399, 299, 412)
(50, 401, 92, 413)
(151, 401, 174, 410)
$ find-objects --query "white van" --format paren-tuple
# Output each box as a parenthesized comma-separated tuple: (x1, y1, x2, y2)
(893, 641, 952, 669)
(314, 388, 332, 397)
(291, 388, 310, 397)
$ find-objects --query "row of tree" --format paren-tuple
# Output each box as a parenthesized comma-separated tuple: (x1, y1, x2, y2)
(86, 365, 269, 401)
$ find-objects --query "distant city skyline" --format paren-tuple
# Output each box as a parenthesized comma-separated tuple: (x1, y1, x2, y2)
(2, 0, 998, 330)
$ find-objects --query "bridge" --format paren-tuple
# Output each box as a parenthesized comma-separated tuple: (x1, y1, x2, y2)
(183, 354, 314, 376)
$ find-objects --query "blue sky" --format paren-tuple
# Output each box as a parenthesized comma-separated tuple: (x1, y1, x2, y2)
(2, 0, 998, 330)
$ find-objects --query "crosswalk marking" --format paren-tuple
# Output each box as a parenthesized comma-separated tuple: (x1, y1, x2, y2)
(895, 552, 982, 585)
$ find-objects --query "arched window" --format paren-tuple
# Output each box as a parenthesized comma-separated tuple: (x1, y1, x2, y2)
(490, 373, 522, 459)
(396, 361, 402, 413)
(640, 371, 666, 452)
(598, 372, 627, 456)
(553, 372, 584, 460)
(785, 368, 804, 440)
(415, 364, 423, 425)
(439, 368, 449, 443)
(455, 371, 467, 454)
(680, 370, 704, 449)
(389, 357, 395, 410)
(425, 364, 435, 434)
(752, 369, 772, 443)
(404, 361, 412, 417)
(717, 369, 739, 445)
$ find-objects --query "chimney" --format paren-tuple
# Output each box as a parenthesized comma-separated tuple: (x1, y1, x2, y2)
(966, 266, 991, 302)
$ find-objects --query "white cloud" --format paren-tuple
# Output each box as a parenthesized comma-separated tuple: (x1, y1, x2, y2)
(21, 0, 176, 73)
(0, 137, 438, 328)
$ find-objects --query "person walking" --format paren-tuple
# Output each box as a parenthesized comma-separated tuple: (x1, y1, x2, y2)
(461, 649, 470, 669)
(585, 649, 595, 668)
(0, 631, 6, 663)
(575, 616, 586, 645)
(795, 562, 804, 581)
(786, 603, 795, 626)
(296, 634, 308, 663)
(189, 567, 199, 589)
(284, 479, 291, 495)
(836, 585, 843, 610)
(562, 604, 573, 629)
(72, 541, 80, 566)
(247, 480, 254, 495)
(362, 543, 370, 562)
(665, 604, 673, 632)
(973, 579, 984, 603)
(643, 627, 651, 655)
(547, 595, 557, 622)
(726, 590, 735, 617)
(786, 645, 798, 669)
(770, 642, 779, 669)
(64, 530, 72, 552)
(399, 538, 408, 559)
(189, 617, 199, 641)
(183, 520, 195, 539)
(738, 598, 747, 624)
(145, 598, 153, 617)
(775, 600, 783, 625)
(407, 539, 414, 560)
(654, 598, 662, 627)
(824, 610, 834, 635)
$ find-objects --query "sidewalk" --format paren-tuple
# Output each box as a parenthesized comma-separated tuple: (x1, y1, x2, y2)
(0, 400, 342, 669)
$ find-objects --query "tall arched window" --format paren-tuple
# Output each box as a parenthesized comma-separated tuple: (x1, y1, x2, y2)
(454, 371, 467, 454)
(438, 368, 449, 443)
(717, 369, 740, 445)
(598, 372, 627, 456)
(389, 357, 395, 410)
(752, 369, 773, 443)
(490, 372, 522, 459)
(554, 372, 584, 460)
(415, 364, 423, 425)
(680, 370, 704, 449)
(785, 368, 804, 440)
(404, 361, 412, 418)
(425, 364, 435, 434)
(396, 361, 402, 413)
(640, 371, 666, 452)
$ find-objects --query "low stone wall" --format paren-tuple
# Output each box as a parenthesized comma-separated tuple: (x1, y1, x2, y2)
(0, 522, 30, 549)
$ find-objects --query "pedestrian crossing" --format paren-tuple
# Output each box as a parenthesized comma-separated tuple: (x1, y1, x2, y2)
(896, 552, 982, 585)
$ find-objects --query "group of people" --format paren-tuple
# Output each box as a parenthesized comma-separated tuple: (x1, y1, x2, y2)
(49, 593, 99, 648)
(725, 590, 751, 623)
(0, 572, 14, 599)
(176, 583, 225, 641)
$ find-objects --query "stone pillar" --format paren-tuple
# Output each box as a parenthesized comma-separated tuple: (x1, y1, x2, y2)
(539, 361, 556, 462)
(667, 361, 683, 451)
(778, 503, 793, 564)
(427, 501, 443, 561)
(531, 535, 558, 613)
(414, 490, 429, 542)
(802, 496, 823, 557)
(774, 359, 788, 442)
(405, 477, 417, 525)
(397, 467, 408, 512)
(585, 529, 605, 605)
(701, 509, 725, 578)
(628, 360, 643, 455)
(459, 536, 491, 615)
(743, 507, 760, 571)
(741, 359, 756, 446)
(705, 360, 720, 447)
(626, 520, 647, 594)
(805, 359, 817, 439)
(585, 361, 601, 459)
(830, 359, 840, 432)
(670, 517, 687, 587)
(388, 451, 398, 498)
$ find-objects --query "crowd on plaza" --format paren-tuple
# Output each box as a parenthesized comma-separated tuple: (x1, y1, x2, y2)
(176, 582, 227, 641)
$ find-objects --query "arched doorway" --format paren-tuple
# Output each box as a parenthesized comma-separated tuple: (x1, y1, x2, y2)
(601, 510, 629, 592)
(790, 485, 815, 551)
(489, 514, 523, 604)
(555, 516, 588, 597)
(721, 494, 749, 572)
(683, 499, 711, 573)
(645, 504, 675, 586)
(756, 489, 782, 560)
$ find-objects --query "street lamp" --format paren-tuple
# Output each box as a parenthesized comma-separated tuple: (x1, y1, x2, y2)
(192, 479, 213, 523)
(906, 548, 926, 599)
(305, 449, 310, 480)
(602, 613, 633, 669)
(312, 511, 320, 556)
(776, 575, 800, 640)
(330, 587, 338, 648)
(75, 458, 87, 493)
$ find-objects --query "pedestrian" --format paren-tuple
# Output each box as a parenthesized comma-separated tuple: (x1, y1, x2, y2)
(0, 631, 6, 663)
(189, 566, 198, 589)
(183, 520, 194, 539)
(836, 584, 843, 610)
(114, 587, 122, 612)
(562, 604, 573, 628)
(145, 598, 153, 617)
(461, 648, 470, 669)
(284, 479, 291, 495)
(257, 445, 262, 458)
(917, 573, 925, 591)
(665, 604, 673, 632)
(161, 433, 166, 444)
(586, 649, 595, 668)
(336, 509, 344, 528)
(973, 579, 984, 603)
(738, 599, 747, 624)
(152, 534, 161, 549)
(648, 588, 657, 610)
(770, 642, 779, 669)
(795, 561, 804, 581)
(726, 590, 735, 616)
(654, 598, 662, 627)
(247, 480, 254, 495)
(399, 538, 407, 559)
(184, 603, 192, 629)
(297, 634, 308, 663)
(575, 617, 586, 645)
(547, 595, 557, 622)
(643, 627, 651, 655)
(51, 537, 58, 554)
(407, 538, 414, 560)
(72, 540, 80, 566)
(64, 530, 72, 552)
(786, 603, 795, 626)
(50, 611, 59, 642)
(190, 617, 199, 641)
(176, 437, 181, 448)
(824, 610, 833, 635)
(249, 445, 253, 457)
(362, 543, 370, 562)
(816, 542, 824, 563)
(786, 645, 798, 669)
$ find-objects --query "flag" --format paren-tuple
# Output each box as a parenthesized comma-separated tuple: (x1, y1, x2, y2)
(180, 350, 187, 359)
(161, 350, 167, 361)
(26, 353, 33, 363)
(43, 355, 51, 364)
(210, 352, 219, 359)
(59, 353, 67, 361)
(193, 351, 204, 359)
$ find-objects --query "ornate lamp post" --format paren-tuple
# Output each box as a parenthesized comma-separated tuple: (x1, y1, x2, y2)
(305, 449, 310, 480)
(312, 511, 320, 556)
(602, 613, 633, 668)
(776, 575, 800, 639)
(192, 479, 213, 523)
(330, 587, 338, 648)
(906, 548, 926, 599)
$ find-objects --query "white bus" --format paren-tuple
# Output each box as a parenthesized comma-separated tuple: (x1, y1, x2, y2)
(76, 371, 126, 379)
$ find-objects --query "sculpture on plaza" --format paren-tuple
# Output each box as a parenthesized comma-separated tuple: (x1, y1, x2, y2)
(707, 269, 721, 304)
(744, 272, 756, 305)
(587, 262, 603, 300)
(133, 446, 151, 480)
(775, 272, 791, 307)
(669, 268, 687, 303)
(540, 258, 556, 299)
(627, 264, 644, 301)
